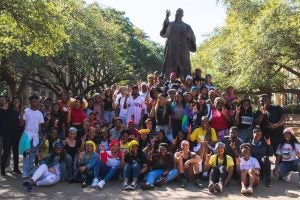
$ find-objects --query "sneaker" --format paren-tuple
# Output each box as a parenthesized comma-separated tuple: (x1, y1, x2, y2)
(13, 169, 22, 175)
(193, 178, 203, 188)
(5, 166, 13, 172)
(154, 179, 164, 187)
(91, 178, 99, 187)
(26, 182, 33, 192)
(22, 180, 31, 187)
(122, 184, 129, 190)
(97, 180, 105, 189)
(179, 178, 188, 188)
(208, 183, 215, 193)
(129, 183, 137, 190)
(141, 183, 154, 190)
(241, 186, 247, 194)
(81, 175, 88, 188)
(246, 186, 253, 194)
(214, 182, 222, 192)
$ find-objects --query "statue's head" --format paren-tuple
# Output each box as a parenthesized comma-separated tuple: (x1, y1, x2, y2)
(175, 8, 184, 21)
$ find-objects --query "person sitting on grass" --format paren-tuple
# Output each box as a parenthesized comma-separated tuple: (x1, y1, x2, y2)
(141, 143, 178, 190)
(174, 140, 203, 188)
(236, 143, 260, 194)
(22, 141, 72, 192)
(274, 127, 300, 187)
(72, 140, 100, 188)
(97, 140, 123, 189)
(204, 142, 234, 193)
(123, 140, 148, 190)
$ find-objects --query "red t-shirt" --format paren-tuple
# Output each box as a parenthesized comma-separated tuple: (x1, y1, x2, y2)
(209, 108, 230, 131)
(71, 108, 86, 124)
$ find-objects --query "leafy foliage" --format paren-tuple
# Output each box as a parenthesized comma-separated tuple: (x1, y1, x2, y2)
(193, 0, 300, 94)
(0, 1, 163, 97)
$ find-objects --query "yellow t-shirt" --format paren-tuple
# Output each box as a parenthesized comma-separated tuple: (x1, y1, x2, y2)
(208, 154, 234, 170)
(190, 127, 217, 142)
(39, 140, 49, 160)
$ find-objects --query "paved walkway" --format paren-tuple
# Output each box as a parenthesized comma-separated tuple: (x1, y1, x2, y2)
(1, 170, 299, 200)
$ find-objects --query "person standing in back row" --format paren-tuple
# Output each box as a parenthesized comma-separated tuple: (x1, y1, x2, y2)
(254, 94, 285, 153)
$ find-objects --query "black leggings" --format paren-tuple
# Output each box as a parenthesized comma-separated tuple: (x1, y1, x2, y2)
(259, 157, 271, 179)
(209, 166, 228, 183)
(1, 135, 20, 172)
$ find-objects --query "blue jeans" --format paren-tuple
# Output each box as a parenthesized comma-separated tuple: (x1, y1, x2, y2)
(86, 158, 100, 179)
(156, 125, 173, 143)
(278, 159, 300, 178)
(145, 168, 178, 185)
(103, 111, 115, 125)
(123, 162, 141, 180)
(99, 162, 120, 182)
(23, 147, 39, 177)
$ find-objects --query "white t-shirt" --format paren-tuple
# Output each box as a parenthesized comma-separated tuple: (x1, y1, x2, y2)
(116, 95, 130, 118)
(23, 108, 44, 134)
(127, 96, 146, 125)
(240, 156, 260, 170)
(276, 143, 300, 161)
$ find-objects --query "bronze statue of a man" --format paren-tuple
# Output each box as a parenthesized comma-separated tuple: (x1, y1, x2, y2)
(160, 8, 196, 81)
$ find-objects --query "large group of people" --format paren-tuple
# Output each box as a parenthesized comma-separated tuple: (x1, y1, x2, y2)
(0, 69, 299, 195)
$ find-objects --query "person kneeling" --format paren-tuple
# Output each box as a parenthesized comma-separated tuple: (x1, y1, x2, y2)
(204, 142, 234, 193)
(22, 141, 72, 192)
(123, 140, 148, 190)
(141, 143, 178, 190)
(237, 143, 261, 194)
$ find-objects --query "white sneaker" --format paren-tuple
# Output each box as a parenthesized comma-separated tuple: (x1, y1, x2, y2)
(214, 182, 223, 192)
(97, 180, 105, 189)
(246, 186, 253, 194)
(241, 186, 247, 194)
(91, 178, 99, 187)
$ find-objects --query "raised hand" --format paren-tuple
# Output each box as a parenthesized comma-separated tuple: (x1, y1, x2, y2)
(206, 152, 211, 161)
(166, 10, 171, 18)
(264, 137, 271, 145)
(230, 141, 237, 150)
(235, 105, 241, 114)
(172, 137, 177, 146)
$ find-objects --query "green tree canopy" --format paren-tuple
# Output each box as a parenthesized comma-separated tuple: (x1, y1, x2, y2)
(193, 0, 300, 94)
